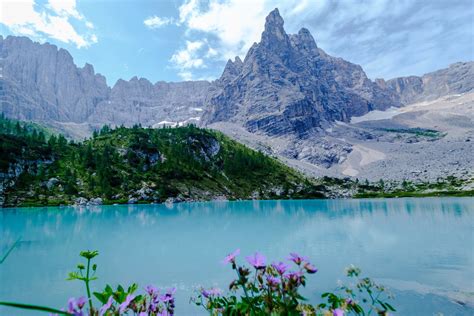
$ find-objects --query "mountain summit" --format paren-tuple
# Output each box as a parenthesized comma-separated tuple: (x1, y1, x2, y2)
(201, 8, 402, 138)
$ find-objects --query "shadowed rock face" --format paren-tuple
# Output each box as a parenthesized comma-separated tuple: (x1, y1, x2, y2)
(200, 9, 401, 138)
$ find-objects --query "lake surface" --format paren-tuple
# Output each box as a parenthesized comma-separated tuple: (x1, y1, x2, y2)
(1, 198, 473, 315)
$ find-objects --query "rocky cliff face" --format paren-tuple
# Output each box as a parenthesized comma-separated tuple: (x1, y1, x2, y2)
(0, 35, 110, 123)
(0, 35, 211, 130)
(88, 78, 211, 128)
(377, 61, 474, 104)
(201, 9, 400, 138)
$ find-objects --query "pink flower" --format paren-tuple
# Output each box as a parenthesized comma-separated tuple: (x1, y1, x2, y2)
(246, 252, 266, 269)
(201, 287, 222, 298)
(266, 275, 281, 288)
(272, 262, 289, 274)
(304, 262, 318, 274)
(223, 249, 240, 264)
(288, 253, 308, 265)
(333, 308, 344, 316)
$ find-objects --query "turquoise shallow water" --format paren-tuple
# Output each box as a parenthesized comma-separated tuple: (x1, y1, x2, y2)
(1, 198, 473, 315)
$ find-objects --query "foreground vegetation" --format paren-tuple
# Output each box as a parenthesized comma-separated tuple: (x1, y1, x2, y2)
(0, 250, 395, 316)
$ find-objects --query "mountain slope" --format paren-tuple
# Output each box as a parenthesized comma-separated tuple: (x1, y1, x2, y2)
(0, 121, 328, 207)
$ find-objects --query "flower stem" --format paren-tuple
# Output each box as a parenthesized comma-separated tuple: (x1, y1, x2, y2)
(85, 258, 93, 312)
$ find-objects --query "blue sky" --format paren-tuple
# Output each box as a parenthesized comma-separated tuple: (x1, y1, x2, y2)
(1, 0, 473, 86)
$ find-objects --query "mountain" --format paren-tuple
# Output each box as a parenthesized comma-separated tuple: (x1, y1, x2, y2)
(1, 10, 472, 138)
(376, 61, 474, 104)
(0, 35, 211, 137)
(1, 9, 473, 182)
(201, 9, 399, 138)
(0, 35, 110, 123)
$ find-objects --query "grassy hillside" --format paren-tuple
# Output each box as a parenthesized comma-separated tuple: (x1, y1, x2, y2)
(1, 122, 326, 207)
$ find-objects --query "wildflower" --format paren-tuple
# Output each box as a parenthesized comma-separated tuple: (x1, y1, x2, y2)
(67, 297, 86, 316)
(119, 294, 136, 313)
(288, 252, 307, 265)
(145, 285, 159, 297)
(246, 252, 266, 269)
(223, 249, 240, 264)
(304, 262, 318, 274)
(99, 296, 114, 316)
(285, 271, 304, 286)
(160, 287, 176, 302)
(76, 297, 86, 309)
(272, 261, 289, 275)
(266, 275, 281, 288)
(333, 308, 344, 316)
(138, 312, 148, 316)
(201, 287, 222, 298)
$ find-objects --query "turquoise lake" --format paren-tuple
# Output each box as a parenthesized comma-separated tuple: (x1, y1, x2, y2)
(1, 198, 473, 315)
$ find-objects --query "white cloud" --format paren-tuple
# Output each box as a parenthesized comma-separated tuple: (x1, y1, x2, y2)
(85, 21, 94, 29)
(143, 16, 174, 29)
(47, 0, 82, 19)
(178, 0, 268, 59)
(0, 0, 97, 48)
(170, 40, 208, 80)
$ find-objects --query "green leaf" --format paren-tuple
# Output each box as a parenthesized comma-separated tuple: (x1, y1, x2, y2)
(80, 250, 99, 259)
(93, 292, 107, 304)
(0, 301, 71, 315)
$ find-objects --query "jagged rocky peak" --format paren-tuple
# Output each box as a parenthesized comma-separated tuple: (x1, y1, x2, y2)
(289, 28, 318, 55)
(202, 8, 388, 136)
(221, 56, 244, 83)
(260, 8, 291, 51)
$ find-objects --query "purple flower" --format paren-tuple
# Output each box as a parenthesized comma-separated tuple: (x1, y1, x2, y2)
(288, 252, 308, 265)
(119, 294, 136, 313)
(272, 262, 289, 275)
(201, 287, 222, 298)
(223, 249, 240, 264)
(160, 287, 176, 302)
(67, 297, 85, 316)
(145, 284, 159, 297)
(266, 275, 281, 287)
(304, 262, 318, 274)
(285, 271, 304, 285)
(99, 296, 114, 316)
(67, 298, 76, 313)
(138, 312, 148, 316)
(246, 252, 266, 269)
(333, 308, 344, 316)
(76, 297, 86, 309)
